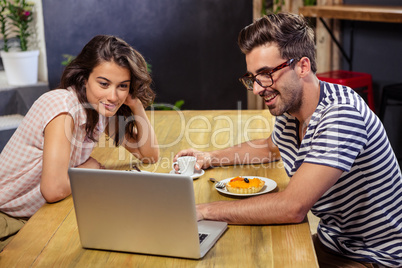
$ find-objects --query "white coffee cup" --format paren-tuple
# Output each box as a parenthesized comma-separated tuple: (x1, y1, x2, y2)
(172, 156, 196, 176)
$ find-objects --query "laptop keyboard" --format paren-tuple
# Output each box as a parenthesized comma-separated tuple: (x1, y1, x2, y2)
(199, 233, 209, 244)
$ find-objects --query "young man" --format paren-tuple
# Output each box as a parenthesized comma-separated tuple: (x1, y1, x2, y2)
(174, 13, 402, 267)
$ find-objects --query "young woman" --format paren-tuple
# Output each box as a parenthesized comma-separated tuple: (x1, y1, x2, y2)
(0, 35, 159, 250)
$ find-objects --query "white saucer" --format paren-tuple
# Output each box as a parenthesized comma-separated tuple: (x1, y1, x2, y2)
(169, 169, 205, 180)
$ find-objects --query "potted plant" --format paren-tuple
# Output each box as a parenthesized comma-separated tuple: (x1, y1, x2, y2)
(0, 0, 39, 85)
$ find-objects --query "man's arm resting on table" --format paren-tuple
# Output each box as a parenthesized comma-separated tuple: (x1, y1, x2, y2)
(175, 136, 281, 169)
(209, 136, 280, 166)
(197, 162, 343, 224)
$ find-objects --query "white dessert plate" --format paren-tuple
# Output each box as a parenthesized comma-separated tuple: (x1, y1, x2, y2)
(169, 169, 205, 180)
(215, 176, 277, 197)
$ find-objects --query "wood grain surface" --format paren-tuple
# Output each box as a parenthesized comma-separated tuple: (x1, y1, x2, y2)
(0, 110, 318, 267)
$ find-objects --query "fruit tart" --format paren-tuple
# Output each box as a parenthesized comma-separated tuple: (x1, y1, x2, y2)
(226, 176, 265, 194)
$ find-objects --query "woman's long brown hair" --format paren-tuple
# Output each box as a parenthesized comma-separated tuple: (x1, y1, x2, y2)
(59, 35, 155, 146)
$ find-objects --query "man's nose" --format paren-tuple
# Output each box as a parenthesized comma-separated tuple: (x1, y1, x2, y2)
(253, 81, 265, 96)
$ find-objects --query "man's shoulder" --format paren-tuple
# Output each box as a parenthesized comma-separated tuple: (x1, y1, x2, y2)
(320, 82, 367, 112)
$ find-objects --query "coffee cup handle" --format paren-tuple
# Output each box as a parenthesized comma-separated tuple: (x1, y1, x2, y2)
(172, 162, 181, 173)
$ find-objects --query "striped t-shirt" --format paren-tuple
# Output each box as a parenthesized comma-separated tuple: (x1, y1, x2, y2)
(0, 88, 106, 218)
(272, 81, 402, 267)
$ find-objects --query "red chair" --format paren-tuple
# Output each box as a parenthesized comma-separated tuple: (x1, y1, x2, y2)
(317, 70, 375, 111)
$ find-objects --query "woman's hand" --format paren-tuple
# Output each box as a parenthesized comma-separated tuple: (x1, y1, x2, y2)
(122, 95, 159, 163)
(77, 157, 105, 169)
(124, 94, 142, 108)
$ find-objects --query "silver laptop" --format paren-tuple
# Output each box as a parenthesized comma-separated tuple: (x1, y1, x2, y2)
(68, 168, 227, 259)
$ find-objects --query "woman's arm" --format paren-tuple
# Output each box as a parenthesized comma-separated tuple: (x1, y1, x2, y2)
(41, 113, 105, 203)
(121, 97, 159, 163)
(41, 113, 74, 203)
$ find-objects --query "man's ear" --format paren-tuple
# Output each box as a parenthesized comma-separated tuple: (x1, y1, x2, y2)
(298, 57, 311, 78)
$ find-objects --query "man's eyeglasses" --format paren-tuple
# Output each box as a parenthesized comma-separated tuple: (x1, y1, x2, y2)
(239, 59, 295, 91)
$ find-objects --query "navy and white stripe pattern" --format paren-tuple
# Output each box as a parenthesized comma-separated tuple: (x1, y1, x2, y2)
(272, 81, 402, 267)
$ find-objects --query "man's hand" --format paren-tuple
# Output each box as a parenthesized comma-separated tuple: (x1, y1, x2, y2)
(196, 204, 206, 221)
(173, 148, 212, 171)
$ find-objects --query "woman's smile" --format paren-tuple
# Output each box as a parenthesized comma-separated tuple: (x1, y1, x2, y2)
(100, 102, 117, 111)
(85, 61, 131, 117)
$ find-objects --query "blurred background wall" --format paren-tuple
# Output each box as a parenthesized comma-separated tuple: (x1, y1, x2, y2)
(42, 0, 252, 110)
(341, 0, 402, 105)
(341, 0, 402, 163)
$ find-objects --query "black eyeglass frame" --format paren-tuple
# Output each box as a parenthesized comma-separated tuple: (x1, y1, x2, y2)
(239, 58, 295, 91)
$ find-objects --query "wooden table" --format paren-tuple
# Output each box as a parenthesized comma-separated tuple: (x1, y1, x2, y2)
(0, 110, 318, 267)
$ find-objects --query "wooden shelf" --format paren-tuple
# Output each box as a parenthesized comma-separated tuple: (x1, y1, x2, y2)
(299, 5, 402, 23)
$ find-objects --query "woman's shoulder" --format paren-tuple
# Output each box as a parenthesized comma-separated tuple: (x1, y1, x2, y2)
(34, 88, 79, 108)
(38, 88, 75, 101)
(25, 88, 83, 121)
(23, 87, 86, 130)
